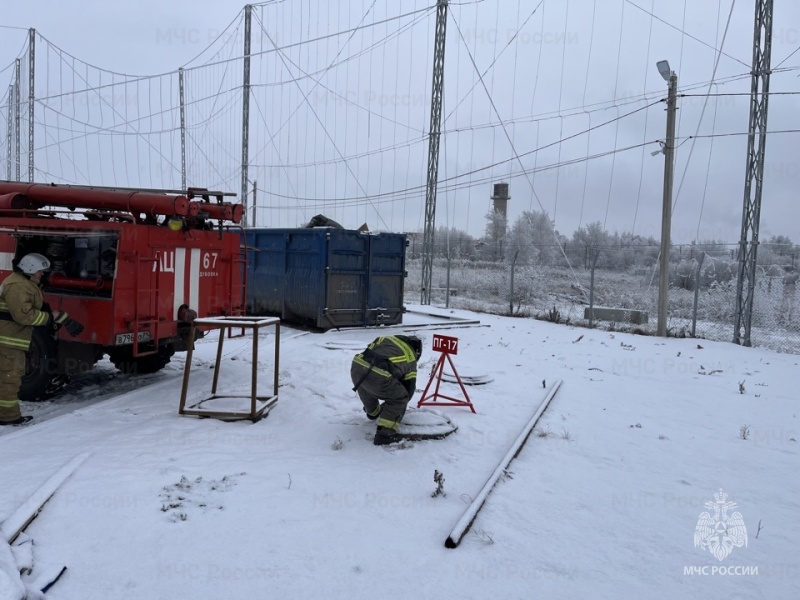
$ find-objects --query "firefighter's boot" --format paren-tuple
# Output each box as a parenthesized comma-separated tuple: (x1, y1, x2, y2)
(373, 426, 398, 446)
(0, 415, 33, 426)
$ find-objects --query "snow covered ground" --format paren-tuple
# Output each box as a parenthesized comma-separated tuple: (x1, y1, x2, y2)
(1, 304, 798, 599)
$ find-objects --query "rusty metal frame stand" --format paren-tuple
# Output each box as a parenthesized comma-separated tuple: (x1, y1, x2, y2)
(179, 316, 280, 422)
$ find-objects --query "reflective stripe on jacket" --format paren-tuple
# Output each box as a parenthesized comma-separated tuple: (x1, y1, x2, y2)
(0, 272, 50, 350)
(352, 335, 417, 384)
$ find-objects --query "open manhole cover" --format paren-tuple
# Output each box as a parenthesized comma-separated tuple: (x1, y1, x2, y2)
(318, 341, 367, 351)
(395, 408, 457, 440)
(440, 372, 493, 385)
(337, 407, 458, 441)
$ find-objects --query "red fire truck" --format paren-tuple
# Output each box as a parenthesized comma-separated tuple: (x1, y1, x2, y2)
(0, 181, 245, 400)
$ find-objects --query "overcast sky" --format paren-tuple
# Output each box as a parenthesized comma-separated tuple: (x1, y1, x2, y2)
(1, 0, 798, 244)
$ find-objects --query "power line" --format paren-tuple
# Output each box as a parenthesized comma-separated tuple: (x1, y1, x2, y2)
(21, 43, 761, 147)
(672, 0, 737, 217)
(681, 91, 800, 96)
(249, 68, 662, 183)
(248, 9, 430, 136)
(264, 140, 658, 208)
(577, 0, 598, 230)
(31, 44, 184, 180)
(255, 0, 390, 230)
(181, 11, 245, 68)
(774, 45, 800, 69)
(265, 100, 661, 202)
(247, 4, 424, 155)
(193, 5, 437, 75)
(554, 0, 571, 225)
(681, 128, 800, 139)
(623, 0, 749, 68)
(442, 0, 544, 124)
(259, 128, 798, 207)
(604, 0, 626, 231)
(31, 6, 435, 81)
(8, 0, 799, 238)
(630, 0, 656, 234)
(694, 0, 724, 244)
(439, 101, 662, 191)
(696, 87, 720, 241)
(248, 8, 430, 91)
(0, 35, 30, 78)
(526, 0, 546, 214)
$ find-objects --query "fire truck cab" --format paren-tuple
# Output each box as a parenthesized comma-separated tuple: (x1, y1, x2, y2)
(0, 181, 245, 400)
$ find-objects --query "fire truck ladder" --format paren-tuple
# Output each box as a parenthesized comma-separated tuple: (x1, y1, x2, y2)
(130, 250, 161, 357)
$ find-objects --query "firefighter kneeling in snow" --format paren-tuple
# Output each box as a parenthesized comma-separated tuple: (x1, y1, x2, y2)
(0, 253, 84, 426)
(351, 335, 422, 445)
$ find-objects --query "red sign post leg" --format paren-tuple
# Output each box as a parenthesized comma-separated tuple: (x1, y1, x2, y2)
(417, 335, 476, 413)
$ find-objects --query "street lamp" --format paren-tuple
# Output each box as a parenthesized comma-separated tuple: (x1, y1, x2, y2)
(656, 60, 678, 337)
(656, 60, 672, 81)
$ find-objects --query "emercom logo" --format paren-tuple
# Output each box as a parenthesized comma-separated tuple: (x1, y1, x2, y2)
(693, 488, 748, 561)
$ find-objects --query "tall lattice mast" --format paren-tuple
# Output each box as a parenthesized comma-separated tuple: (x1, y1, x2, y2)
(734, 0, 773, 346)
(240, 4, 253, 227)
(28, 28, 35, 182)
(179, 67, 187, 191)
(421, 0, 449, 305)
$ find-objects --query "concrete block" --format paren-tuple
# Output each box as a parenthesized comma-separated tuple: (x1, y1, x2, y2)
(584, 306, 649, 325)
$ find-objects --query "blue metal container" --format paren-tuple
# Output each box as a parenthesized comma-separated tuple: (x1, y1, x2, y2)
(243, 228, 407, 329)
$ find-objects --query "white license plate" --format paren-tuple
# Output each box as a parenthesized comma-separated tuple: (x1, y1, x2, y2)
(115, 331, 152, 345)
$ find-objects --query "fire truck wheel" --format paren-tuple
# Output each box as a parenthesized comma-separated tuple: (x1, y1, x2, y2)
(21, 328, 59, 401)
(109, 344, 175, 375)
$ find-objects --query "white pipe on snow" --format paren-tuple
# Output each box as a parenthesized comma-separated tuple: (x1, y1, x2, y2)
(1, 453, 92, 543)
(444, 380, 563, 549)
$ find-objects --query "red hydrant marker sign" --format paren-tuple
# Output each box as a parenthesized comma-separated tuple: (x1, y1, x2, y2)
(418, 334, 476, 413)
(432, 334, 458, 355)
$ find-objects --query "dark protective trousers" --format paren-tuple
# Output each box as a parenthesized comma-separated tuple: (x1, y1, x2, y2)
(350, 362, 410, 430)
(0, 347, 26, 422)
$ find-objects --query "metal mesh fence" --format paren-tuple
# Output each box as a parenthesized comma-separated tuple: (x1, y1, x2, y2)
(405, 243, 800, 354)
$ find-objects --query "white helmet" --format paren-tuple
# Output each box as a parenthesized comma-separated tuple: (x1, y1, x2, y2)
(18, 253, 51, 275)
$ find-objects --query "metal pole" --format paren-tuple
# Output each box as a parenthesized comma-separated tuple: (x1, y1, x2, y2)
(734, 0, 773, 346)
(588, 247, 599, 328)
(178, 323, 197, 415)
(211, 325, 225, 395)
(252, 180, 257, 227)
(14, 59, 21, 182)
(445, 246, 452, 309)
(27, 28, 35, 183)
(509, 249, 518, 315)
(691, 253, 706, 337)
(6, 85, 12, 180)
(251, 325, 258, 418)
(445, 380, 563, 549)
(420, 0, 449, 305)
(179, 67, 187, 191)
(240, 4, 252, 228)
(657, 72, 678, 337)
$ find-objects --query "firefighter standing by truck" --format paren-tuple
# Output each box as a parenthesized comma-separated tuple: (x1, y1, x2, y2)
(350, 335, 422, 445)
(0, 253, 84, 426)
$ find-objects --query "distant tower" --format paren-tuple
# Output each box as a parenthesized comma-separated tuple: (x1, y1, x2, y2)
(491, 182, 510, 219)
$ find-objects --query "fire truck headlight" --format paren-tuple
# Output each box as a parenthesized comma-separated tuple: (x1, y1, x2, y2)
(167, 218, 184, 231)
